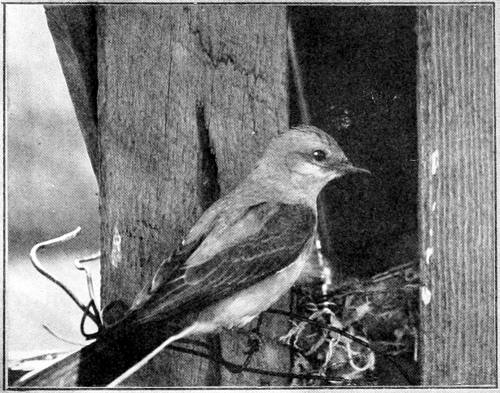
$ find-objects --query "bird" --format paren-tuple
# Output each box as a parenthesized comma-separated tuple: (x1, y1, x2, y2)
(15, 125, 368, 387)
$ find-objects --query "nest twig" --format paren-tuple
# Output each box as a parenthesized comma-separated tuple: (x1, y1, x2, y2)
(283, 262, 419, 386)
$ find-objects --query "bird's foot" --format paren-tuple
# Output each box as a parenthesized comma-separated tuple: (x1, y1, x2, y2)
(239, 316, 264, 369)
(226, 317, 264, 373)
(243, 330, 262, 355)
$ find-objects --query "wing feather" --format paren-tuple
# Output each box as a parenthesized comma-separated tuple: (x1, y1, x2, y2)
(129, 203, 315, 324)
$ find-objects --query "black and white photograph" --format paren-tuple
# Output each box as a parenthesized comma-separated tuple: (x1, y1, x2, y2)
(2, 1, 496, 388)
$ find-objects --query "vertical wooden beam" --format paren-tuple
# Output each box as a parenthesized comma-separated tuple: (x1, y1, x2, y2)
(45, 6, 99, 177)
(97, 5, 288, 386)
(417, 5, 495, 385)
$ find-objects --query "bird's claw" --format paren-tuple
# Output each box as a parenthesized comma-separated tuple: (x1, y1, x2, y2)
(227, 329, 263, 373)
(243, 331, 262, 355)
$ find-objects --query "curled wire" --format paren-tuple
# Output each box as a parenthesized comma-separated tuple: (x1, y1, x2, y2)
(30, 227, 87, 313)
(29, 227, 102, 330)
(74, 252, 101, 308)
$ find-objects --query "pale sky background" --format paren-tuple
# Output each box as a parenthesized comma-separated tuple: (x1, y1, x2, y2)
(6, 5, 100, 359)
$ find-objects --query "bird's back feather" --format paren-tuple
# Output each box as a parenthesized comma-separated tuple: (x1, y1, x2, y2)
(128, 202, 316, 324)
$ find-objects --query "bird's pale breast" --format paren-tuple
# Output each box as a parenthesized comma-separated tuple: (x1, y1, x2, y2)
(197, 239, 313, 330)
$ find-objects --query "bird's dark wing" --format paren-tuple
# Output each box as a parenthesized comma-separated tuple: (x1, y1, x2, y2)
(129, 202, 316, 324)
(15, 204, 314, 388)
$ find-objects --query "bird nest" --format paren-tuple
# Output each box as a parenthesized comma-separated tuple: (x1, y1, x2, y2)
(283, 262, 419, 386)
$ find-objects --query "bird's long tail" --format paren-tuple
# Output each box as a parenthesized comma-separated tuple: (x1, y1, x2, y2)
(107, 323, 200, 387)
(13, 315, 180, 387)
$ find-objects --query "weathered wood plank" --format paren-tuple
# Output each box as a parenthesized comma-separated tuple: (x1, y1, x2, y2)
(97, 5, 288, 386)
(45, 5, 99, 177)
(416, 5, 495, 385)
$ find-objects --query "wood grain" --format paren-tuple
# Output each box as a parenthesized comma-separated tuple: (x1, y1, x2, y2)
(416, 5, 495, 385)
(96, 5, 288, 386)
(45, 6, 100, 177)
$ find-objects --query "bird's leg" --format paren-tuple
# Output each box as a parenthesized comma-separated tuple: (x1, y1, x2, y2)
(239, 314, 264, 369)
(243, 314, 264, 355)
(222, 314, 265, 373)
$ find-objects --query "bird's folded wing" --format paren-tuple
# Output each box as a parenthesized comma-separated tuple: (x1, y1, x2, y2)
(128, 202, 316, 324)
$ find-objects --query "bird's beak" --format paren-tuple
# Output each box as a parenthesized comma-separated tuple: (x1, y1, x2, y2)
(336, 163, 371, 175)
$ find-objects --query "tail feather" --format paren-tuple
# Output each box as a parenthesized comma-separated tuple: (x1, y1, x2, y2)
(13, 318, 179, 387)
(107, 322, 202, 387)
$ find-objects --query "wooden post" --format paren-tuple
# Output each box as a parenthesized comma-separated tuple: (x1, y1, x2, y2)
(45, 6, 99, 177)
(47, 4, 288, 386)
(417, 5, 495, 385)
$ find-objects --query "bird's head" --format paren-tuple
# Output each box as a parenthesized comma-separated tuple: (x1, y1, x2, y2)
(251, 125, 369, 206)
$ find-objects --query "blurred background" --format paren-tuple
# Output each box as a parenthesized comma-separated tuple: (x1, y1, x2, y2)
(6, 4, 100, 362)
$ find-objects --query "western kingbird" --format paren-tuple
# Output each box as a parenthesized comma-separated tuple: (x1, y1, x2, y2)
(16, 125, 368, 387)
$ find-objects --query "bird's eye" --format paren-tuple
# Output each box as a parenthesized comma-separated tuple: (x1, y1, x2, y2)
(312, 150, 327, 162)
